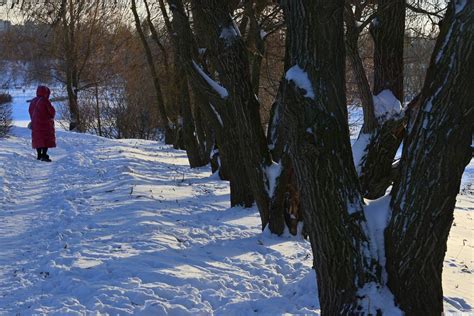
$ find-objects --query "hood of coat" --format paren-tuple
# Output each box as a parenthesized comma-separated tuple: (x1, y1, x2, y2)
(36, 86, 51, 99)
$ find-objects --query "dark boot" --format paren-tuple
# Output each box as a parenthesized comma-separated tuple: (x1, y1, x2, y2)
(40, 148, 52, 162)
(36, 149, 42, 160)
(41, 156, 52, 162)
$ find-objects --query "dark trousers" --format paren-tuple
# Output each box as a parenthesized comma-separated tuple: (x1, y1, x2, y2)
(36, 148, 48, 159)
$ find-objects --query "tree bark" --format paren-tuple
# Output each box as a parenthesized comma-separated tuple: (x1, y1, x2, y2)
(190, 0, 280, 230)
(356, 0, 406, 199)
(62, 0, 82, 132)
(280, 1, 381, 313)
(167, 0, 255, 207)
(370, 0, 405, 101)
(344, 5, 377, 133)
(148, 0, 207, 167)
(385, 3, 474, 313)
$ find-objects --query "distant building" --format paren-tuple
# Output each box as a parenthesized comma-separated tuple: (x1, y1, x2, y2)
(0, 20, 11, 32)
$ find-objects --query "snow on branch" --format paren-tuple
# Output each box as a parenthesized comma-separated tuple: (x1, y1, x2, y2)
(372, 90, 402, 120)
(209, 102, 224, 127)
(219, 18, 241, 47)
(285, 65, 316, 99)
(192, 61, 229, 99)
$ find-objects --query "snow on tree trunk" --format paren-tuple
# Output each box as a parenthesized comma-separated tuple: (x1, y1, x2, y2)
(167, 0, 255, 208)
(385, 2, 474, 313)
(354, 0, 406, 199)
(279, 1, 390, 313)
(189, 0, 288, 232)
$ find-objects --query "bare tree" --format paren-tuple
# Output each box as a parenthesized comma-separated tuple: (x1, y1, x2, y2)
(131, 0, 172, 142)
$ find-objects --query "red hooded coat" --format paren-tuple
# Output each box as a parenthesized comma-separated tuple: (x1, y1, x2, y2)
(29, 86, 56, 149)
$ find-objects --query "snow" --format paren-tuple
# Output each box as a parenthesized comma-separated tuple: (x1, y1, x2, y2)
(219, 22, 241, 47)
(285, 65, 316, 99)
(0, 96, 471, 314)
(352, 132, 372, 175)
(219, 26, 238, 40)
(357, 282, 402, 315)
(363, 196, 391, 281)
(0, 123, 318, 314)
(265, 162, 282, 197)
(455, 0, 467, 14)
(372, 89, 402, 120)
(436, 23, 454, 63)
(209, 102, 223, 127)
(192, 61, 229, 99)
(348, 105, 474, 314)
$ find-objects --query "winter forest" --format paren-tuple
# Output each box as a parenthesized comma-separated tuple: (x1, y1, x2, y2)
(0, 0, 473, 314)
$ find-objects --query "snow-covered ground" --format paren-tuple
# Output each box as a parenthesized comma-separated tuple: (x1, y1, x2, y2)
(0, 94, 472, 314)
(0, 127, 319, 315)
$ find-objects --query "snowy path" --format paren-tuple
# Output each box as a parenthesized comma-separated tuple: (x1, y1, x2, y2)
(0, 126, 472, 315)
(0, 127, 317, 315)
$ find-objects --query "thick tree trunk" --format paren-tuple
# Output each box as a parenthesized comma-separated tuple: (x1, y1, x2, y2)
(385, 3, 474, 314)
(193, 103, 212, 160)
(370, 0, 405, 101)
(280, 1, 381, 313)
(355, 0, 406, 199)
(191, 0, 280, 230)
(175, 59, 208, 167)
(267, 95, 300, 235)
(167, 0, 255, 207)
(358, 117, 405, 199)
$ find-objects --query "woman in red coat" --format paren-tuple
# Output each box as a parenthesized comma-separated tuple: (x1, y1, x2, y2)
(29, 86, 56, 162)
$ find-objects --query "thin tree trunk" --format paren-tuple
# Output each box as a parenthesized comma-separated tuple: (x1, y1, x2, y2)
(94, 84, 102, 136)
(246, 3, 266, 97)
(143, 0, 171, 80)
(62, 1, 81, 132)
(344, 6, 377, 132)
(385, 3, 474, 313)
(131, 0, 172, 143)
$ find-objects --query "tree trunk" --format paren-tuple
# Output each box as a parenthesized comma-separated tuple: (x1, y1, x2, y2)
(246, 3, 266, 97)
(131, 0, 173, 143)
(94, 84, 102, 136)
(176, 73, 208, 167)
(267, 94, 300, 236)
(344, 8, 377, 133)
(355, 0, 406, 199)
(370, 0, 405, 101)
(280, 1, 381, 313)
(143, 0, 171, 81)
(167, 0, 255, 207)
(385, 3, 474, 313)
(191, 0, 278, 231)
(62, 1, 81, 132)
